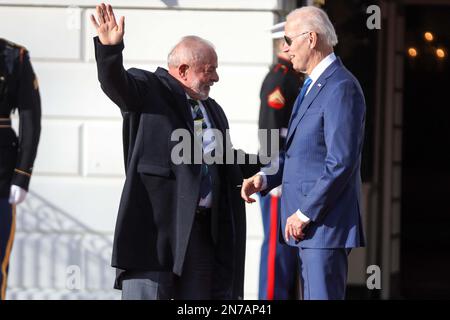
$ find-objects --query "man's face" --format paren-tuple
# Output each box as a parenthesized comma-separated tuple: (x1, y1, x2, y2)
(283, 20, 310, 73)
(186, 50, 219, 100)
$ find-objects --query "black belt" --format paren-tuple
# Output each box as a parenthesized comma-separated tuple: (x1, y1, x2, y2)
(195, 206, 211, 220)
(0, 117, 11, 128)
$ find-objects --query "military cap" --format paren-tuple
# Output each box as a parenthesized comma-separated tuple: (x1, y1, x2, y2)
(269, 21, 285, 40)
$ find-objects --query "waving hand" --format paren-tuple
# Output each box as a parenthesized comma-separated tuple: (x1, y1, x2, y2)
(90, 3, 124, 45)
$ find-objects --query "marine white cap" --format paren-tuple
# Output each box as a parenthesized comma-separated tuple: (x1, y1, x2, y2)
(269, 21, 285, 39)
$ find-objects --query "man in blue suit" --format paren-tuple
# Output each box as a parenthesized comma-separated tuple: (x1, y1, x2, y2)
(242, 6, 366, 300)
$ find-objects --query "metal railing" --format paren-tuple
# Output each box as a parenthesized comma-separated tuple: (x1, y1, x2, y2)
(6, 191, 120, 300)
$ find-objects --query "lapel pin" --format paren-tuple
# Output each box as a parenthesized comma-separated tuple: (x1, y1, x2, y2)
(317, 83, 322, 87)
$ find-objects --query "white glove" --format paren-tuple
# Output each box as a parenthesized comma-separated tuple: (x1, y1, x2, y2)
(9, 185, 28, 205)
(269, 185, 282, 197)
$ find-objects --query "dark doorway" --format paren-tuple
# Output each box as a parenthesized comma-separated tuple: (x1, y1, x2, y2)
(402, 5, 450, 299)
(324, 0, 378, 183)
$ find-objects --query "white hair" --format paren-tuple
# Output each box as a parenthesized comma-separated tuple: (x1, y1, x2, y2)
(167, 35, 216, 68)
(287, 6, 338, 47)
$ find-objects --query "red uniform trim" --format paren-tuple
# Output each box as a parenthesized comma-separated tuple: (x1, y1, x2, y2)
(267, 195, 279, 300)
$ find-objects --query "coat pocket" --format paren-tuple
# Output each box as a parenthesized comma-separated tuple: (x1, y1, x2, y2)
(303, 109, 322, 117)
(137, 162, 171, 177)
(138, 162, 174, 194)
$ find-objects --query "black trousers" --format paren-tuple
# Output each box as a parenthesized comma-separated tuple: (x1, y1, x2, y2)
(0, 198, 15, 300)
(121, 212, 214, 300)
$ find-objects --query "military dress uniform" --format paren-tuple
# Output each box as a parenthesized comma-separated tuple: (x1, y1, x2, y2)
(258, 56, 303, 300)
(0, 38, 41, 300)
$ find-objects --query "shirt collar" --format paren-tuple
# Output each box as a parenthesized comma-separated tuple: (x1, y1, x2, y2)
(308, 52, 336, 83)
(186, 94, 205, 105)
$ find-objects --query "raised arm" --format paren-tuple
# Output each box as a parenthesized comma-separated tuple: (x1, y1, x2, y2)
(90, 3, 150, 111)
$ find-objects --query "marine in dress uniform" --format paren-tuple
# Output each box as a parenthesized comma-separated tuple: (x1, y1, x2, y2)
(257, 22, 304, 300)
(0, 38, 41, 300)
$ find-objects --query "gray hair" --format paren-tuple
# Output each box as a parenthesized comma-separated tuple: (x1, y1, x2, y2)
(287, 6, 338, 47)
(167, 35, 216, 68)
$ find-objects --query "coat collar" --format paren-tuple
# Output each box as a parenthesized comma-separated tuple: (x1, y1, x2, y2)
(154, 67, 194, 134)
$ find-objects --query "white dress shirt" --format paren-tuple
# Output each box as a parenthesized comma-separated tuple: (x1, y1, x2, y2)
(259, 52, 337, 223)
(306, 52, 336, 95)
(187, 95, 216, 207)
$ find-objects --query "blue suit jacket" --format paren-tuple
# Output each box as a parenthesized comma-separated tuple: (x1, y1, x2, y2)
(265, 57, 366, 249)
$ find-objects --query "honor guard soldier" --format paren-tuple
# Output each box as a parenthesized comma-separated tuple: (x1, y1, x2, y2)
(0, 38, 41, 300)
(257, 22, 304, 300)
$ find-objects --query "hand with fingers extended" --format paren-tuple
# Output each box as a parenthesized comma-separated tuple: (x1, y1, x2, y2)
(240, 174, 264, 204)
(90, 3, 124, 45)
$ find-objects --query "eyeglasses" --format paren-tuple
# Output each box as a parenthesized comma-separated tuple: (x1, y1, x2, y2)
(284, 31, 310, 46)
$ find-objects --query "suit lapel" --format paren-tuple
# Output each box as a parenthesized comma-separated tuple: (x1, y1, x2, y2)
(202, 99, 225, 132)
(285, 58, 342, 146)
(286, 79, 327, 143)
(203, 100, 230, 161)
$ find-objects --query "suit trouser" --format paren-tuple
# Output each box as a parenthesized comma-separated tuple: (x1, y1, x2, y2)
(121, 213, 214, 300)
(258, 194, 298, 300)
(298, 248, 351, 300)
(0, 198, 15, 300)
